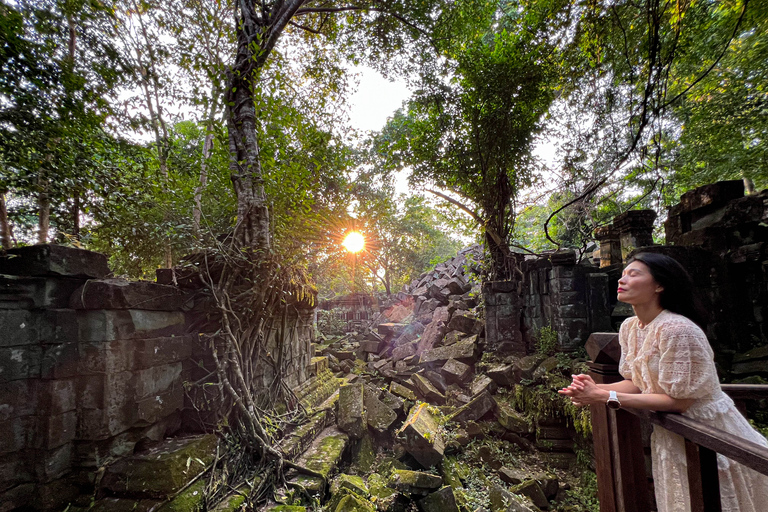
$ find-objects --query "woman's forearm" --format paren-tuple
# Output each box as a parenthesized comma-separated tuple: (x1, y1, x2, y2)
(595, 379, 641, 394)
(615, 391, 695, 413)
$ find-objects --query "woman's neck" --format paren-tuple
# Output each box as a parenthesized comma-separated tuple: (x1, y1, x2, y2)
(633, 303, 664, 328)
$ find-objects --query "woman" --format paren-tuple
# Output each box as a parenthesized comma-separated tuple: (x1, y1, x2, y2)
(559, 252, 768, 512)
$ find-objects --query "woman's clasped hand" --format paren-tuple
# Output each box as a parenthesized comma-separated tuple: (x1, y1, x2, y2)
(558, 374, 604, 407)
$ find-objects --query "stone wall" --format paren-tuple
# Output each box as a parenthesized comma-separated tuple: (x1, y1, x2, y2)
(0, 245, 315, 511)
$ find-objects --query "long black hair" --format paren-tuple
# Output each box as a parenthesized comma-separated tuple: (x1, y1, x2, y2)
(627, 252, 706, 328)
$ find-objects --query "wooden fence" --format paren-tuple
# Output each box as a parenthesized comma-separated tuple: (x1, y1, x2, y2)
(586, 333, 768, 512)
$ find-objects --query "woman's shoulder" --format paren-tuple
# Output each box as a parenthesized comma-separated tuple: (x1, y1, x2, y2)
(656, 310, 706, 338)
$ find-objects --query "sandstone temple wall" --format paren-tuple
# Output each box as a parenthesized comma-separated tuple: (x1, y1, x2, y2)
(0, 246, 314, 511)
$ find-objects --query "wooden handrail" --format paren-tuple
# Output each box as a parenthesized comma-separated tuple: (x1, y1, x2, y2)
(625, 408, 768, 477)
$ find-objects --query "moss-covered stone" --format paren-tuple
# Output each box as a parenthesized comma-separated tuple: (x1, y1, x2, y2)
(209, 485, 251, 512)
(418, 486, 460, 512)
(338, 383, 367, 439)
(101, 435, 218, 499)
(331, 474, 369, 497)
(290, 429, 349, 494)
(334, 494, 376, 512)
(439, 457, 467, 489)
(387, 469, 442, 495)
(512, 479, 549, 510)
(156, 478, 206, 512)
(496, 401, 532, 434)
(269, 506, 307, 511)
(350, 431, 377, 474)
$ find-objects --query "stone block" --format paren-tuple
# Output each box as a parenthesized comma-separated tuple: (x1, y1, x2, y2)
(0, 380, 36, 420)
(378, 323, 407, 337)
(337, 384, 366, 439)
(0, 453, 34, 492)
(0, 416, 34, 454)
(136, 385, 184, 425)
(496, 401, 532, 434)
(0, 309, 39, 347)
(498, 466, 526, 485)
(36, 411, 77, 450)
(0, 245, 109, 278)
(392, 342, 417, 362)
(419, 486, 460, 512)
(440, 359, 471, 385)
(513, 354, 546, 382)
(359, 340, 380, 353)
(378, 390, 405, 414)
(365, 392, 397, 434)
(77, 371, 135, 439)
(448, 390, 495, 423)
(411, 374, 446, 405)
(78, 310, 186, 342)
(134, 335, 194, 370)
(442, 330, 467, 347)
(36, 379, 77, 416)
(419, 340, 477, 367)
(0, 345, 41, 382)
(0, 275, 86, 310)
(512, 480, 550, 510)
(34, 443, 73, 482)
(556, 303, 587, 319)
(389, 381, 416, 401)
(424, 370, 449, 393)
(398, 404, 445, 468)
(69, 278, 186, 311)
(75, 431, 140, 468)
(446, 313, 484, 335)
(134, 363, 183, 399)
(101, 434, 217, 498)
(417, 321, 447, 354)
(486, 363, 517, 387)
(489, 485, 539, 512)
(40, 342, 79, 379)
(0, 483, 35, 512)
(388, 469, 442, 495)
(470, 375, 497, 396)
(432, 306, 451, 325)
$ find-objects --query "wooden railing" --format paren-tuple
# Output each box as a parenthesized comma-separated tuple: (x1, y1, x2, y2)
(585, 333, 768, 512)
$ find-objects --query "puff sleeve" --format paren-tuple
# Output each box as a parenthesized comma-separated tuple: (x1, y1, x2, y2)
(618, 318, 634, 381)
(656, 319, 719, 399)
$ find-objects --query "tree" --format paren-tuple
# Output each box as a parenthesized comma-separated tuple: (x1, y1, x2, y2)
(373, 1, 559, 279)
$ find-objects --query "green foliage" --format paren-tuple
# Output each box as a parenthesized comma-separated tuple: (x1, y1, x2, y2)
(535, 325, 559, 357)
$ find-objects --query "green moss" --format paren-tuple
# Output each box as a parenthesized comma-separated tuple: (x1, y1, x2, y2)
(157, 479, 205, 512)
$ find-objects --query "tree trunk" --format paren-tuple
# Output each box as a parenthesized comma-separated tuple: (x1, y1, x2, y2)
(38, 179, 50, 244)
(0, 190, 13, 250)
(227, 57, 271, 251)
(194, 96, 219, 235)
(72, 190, 80, 240)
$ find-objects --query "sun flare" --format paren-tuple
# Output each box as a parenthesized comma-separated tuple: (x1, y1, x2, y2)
(342, 231, 365, 253)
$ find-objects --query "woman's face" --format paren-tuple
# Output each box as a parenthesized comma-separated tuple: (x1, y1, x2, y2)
(617, 260, 662, 306)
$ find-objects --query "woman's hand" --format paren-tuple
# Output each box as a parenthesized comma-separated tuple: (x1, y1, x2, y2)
(558, 374, 608, 407)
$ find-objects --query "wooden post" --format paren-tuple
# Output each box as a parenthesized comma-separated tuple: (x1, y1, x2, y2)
(685, 440, 722, 512)
(586, 333, 650, 512)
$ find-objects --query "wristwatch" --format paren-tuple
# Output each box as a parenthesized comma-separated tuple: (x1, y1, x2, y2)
(606, 390, 621, 410)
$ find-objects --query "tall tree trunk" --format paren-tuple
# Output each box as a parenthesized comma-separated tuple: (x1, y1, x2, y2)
(0, 190, 14, 250)
(194, 97, 219, 235)
(72, 191, 80, 240)
(38, 175, 50, 244)
(227, 56, 271, 252)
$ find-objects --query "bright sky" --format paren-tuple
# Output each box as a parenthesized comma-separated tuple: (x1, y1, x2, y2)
(347, 67, 412, 133)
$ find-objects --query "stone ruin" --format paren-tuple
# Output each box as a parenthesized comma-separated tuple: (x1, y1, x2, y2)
(3, 179, 768, 511)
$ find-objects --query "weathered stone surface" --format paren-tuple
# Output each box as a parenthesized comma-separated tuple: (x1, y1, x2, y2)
(441, 330, 467, 347)
(78, 310, 186, 342)
(513, 354, 546, 382)
(486, 363, 517, 387)
(378, 390, 405, 414)
(388, 469, 442, 495)
(334, 494, 375, 512)
(489, 485, 539, 512)
(391, 342, 417, 362)
(0, 275, 85, 310)
(398, 404, 445, 468)
(470, 375, 497, 396)
(290, 428, 349, 494)
(428, 279, 452, 303)
(496, 401, 532, 434)
(365, 392, 397, 434)
(0, 345, 42, 382)
(423, 370, 449, 393)
(350, 432, 376, 474)
(358, 340, 380, 353)
(446, 313, 484, 335)
(0, 245, 110, 278)
(532, 356, 560, 381)
(417, 321, 447, 354)
(448, 390, 495, 423)
(498, 466, 527, 485)
(101, 434, 217, 498)
(440, 359, 472, 385)
(419, 340, 477, 367)
(513, 479, 550, 510)
(331, 474, 369, 498)
(69, 279, 186, 311)
(337, 384, 366, 439)
(419, 486, 460, 512)
(411, 374, 446, 405)
(378, 323, 408, 337)
(389, 381, 417, 401)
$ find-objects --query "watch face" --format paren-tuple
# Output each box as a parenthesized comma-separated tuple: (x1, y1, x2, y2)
(607, 400, 621, 410)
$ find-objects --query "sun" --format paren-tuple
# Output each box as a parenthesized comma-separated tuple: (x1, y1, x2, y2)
(342, 231, 365, 253)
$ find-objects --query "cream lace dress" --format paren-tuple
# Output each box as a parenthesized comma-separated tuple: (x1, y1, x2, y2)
(618, 310, 768, 512)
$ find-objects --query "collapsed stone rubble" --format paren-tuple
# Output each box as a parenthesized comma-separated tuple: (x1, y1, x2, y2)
(288, 247, 586, 512)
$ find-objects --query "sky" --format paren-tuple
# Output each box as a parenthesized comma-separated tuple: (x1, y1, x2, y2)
(347, 67, 412, 133)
